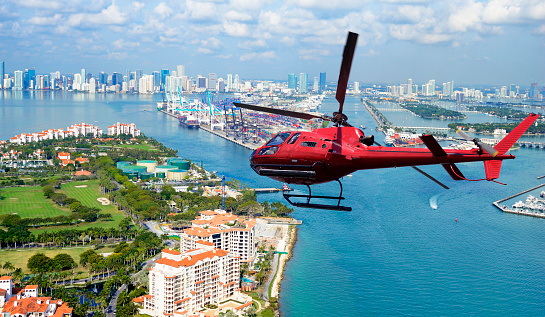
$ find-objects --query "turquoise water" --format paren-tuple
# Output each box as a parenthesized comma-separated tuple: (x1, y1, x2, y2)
(2, 91, 545, 315)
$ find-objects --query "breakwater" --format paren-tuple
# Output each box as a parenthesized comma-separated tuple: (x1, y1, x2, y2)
(492, 183, 545, 218)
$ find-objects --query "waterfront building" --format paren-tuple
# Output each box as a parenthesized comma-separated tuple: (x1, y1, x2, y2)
(0, 276, 72, 316)
(319, 72, 326, 92)
(530, 82, 539, 99)
(208, 73, 217, 92)
(180, 209, 257, 263)
(153, 71, 161, 91)
(0, 61, 4, 89)
(299, 73, 308, 93)
(313, 77, 319, 92)
(354, 81, 360, 93)
(407, 78, 413, 96)
(288, 74, 296, 89)
(234, 74, 240, 92)
(107, 122, 140, 137)
(161, 69, 170, 88)
(137, 246, 246, 317)
(227, 74, 233, 92)
(177, 65, 185, 77)
(89, 78, 96, 93)
(13, 71, 23, 90)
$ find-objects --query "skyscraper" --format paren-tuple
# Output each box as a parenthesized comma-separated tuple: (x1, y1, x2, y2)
(81, 69, 86, 84)
(208, 73, 217, 91)
(177, 65, 185, 77)
(288, 74, 296, 89)
(407, 78, 413, 96)
(299, 73, 308, 93)
(14, 70, 23, 90)
(227, 74, 233, 92)
(530, 82, 538, 99)
(319, 72, 326, 92)
(161, 69, 170, 88)
(313, 77, 319, 92)
(153, 71, 161, 91)
(0, 61, 4, 89)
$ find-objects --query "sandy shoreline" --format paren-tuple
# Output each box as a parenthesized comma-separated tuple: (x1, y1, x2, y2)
(271, 225, 298, 298)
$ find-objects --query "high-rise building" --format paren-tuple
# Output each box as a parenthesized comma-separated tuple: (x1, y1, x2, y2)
(299, 73, 308, 93)
(14, 70, 23, 90)
(288, 74, 297, 89)
(313, 77, 319, 92)
(153, 71, 161, 90)
(81, 69, 86, 84)
(177, 65, 185, 77)
(208, 73, 217, 92)
(354, 81, 360, 93)
(407, 78, 413, 96)
(529, 82, 539, 99)
(509, 84, 517, 97)
(100, 72, 108, 85)
(319, 72, 326, 92)
(227, 74, 233, 91)
(112, 72, 123, 86)
(234, 74, 240, 92)
(0, 61, 4, 89)
(161, 69, 170, 88)
(126, 69, 131, 83)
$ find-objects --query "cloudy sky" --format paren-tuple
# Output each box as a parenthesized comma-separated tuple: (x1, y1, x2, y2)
(1, 0, 544, 86)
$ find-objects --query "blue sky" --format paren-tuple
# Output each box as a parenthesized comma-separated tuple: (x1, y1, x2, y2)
(1, 0, 544, 86)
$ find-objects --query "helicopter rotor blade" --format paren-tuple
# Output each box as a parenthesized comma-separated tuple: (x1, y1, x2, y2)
(335, 32, 358, 115)
(233, 102, 328, 121)
(456, 128, 498, 157)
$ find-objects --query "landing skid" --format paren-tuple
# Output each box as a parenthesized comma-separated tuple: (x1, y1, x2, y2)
(282, 179, 352, 212)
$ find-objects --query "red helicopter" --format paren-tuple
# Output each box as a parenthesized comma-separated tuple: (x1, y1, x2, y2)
(234, 32, 539, 211)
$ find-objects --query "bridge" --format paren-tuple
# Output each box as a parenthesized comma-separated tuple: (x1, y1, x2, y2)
(519, 141, 545, 149)
(396, 126, 450, 132)
(375, 108, 409, 112)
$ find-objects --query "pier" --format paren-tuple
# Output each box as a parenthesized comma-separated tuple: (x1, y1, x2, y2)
(492, 183, 545, 218)
(396, 126, 450, 132)
(199, 125, 259, 150)
(252, 188, 283, 193)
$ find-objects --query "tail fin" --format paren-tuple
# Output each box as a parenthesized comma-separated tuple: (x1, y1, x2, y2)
(484, 160, 502, 180)
(494, 113, 539, 155)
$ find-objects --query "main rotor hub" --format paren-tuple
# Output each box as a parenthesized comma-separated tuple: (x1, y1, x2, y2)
(332, 112, 348, 126)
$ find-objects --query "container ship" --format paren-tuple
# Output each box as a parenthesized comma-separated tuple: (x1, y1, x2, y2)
(178, 114, 199, 129)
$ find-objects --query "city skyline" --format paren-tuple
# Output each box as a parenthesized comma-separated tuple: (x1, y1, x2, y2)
(1, 0, 544, 85)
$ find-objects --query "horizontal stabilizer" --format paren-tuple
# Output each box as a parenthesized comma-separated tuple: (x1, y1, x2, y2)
(495, 113, 539, 155)
(442, 163, 465, 180)
(420, 135, 447, 156)
(484, 160, 502, 180)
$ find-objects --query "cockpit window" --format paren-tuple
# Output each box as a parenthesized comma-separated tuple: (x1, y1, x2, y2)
(287, 132, 301, 145)
(266, 132, 291, 146)
(258, 146, 279, 156)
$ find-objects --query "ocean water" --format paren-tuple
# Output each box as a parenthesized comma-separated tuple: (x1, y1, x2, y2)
(2, 91, 545, 316)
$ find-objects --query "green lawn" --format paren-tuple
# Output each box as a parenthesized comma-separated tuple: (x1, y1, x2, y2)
(118, 144, 158, 151)
(0, 187, 71, 218)
(30, 180, 126, 234)
(0, 246, 114, 274)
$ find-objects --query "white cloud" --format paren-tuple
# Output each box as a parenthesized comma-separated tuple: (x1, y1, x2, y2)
(482, 0, 521, 24)
(132, 1, 145, 11)
(240, 50, 276, 61)
(534, 24, 545, 35)
(66, 3, 127, 27)
(17, 0, 61, 10)
(447, 0, 484, 33)
(229, 0, 274, 12)
(198, 47, 213, 54)
(113, 39, 140, 49)
(184, 0, 218, 21)
(154, 2, 173, 19)
(107, 51, 128, 60)
(362, 49, 379, 56)
(286, 0, 366, 10)
(238, 39, 267, 48)
(225, 10, 253, 21)
(223, 21, 250, 37)
(28, 14, 62, 26)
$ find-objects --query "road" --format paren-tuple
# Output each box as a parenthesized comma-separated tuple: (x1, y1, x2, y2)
(262, 253, 279, 302)
(106, 284, 126, 317)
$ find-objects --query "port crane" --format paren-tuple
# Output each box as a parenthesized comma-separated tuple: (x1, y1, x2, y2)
(234, 31, 539, 211)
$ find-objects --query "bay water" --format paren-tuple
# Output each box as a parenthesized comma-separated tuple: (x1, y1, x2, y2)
(2, 90, 545, 315)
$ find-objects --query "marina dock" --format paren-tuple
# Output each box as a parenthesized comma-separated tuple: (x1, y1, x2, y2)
(492, 183, 545, 218)
(252, 188, 283, 193)
(199, 125, 259, 151)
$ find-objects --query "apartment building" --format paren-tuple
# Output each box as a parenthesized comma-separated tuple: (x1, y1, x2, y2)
(138, 244, 241, 317)
(180, 210, 257, 263)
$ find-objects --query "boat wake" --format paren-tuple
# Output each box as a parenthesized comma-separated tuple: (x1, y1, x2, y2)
(429, 194, 440, 210)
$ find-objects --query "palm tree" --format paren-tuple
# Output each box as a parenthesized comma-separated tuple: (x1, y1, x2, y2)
(3, 261, 14, 275)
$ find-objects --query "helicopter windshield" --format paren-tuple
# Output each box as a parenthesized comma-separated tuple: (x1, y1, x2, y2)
(266, 132, 291, 146)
